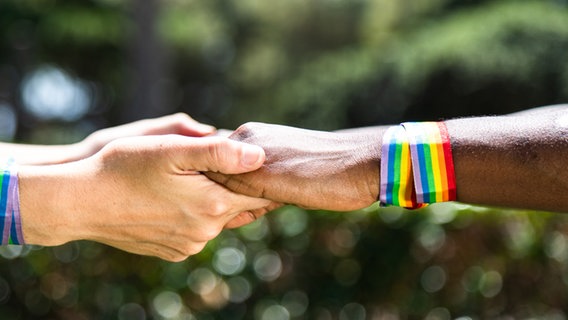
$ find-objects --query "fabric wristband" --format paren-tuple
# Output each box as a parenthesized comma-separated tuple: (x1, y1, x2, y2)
(0, 159, 24, 245)
(402, 122, 456, 204)
(379, 125, 422, 208)
(380, 122, 456, 208)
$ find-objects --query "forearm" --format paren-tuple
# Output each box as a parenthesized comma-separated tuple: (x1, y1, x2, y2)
(334, 106, 568, 212)
(446, 108, 568, 212)
(0, 113, 218, 166)
(335, 126, 387, 203)
(0, 142, 88, 165)
(18, 161, 92, 246)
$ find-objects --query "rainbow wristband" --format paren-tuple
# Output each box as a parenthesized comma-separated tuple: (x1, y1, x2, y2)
(402, 122, 456, 204)
(0, 159, 24, 245)
(380, 122, 456, 208)
(379, 126, 421, 208)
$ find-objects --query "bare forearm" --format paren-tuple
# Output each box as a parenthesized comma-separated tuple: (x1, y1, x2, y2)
(15, 135, 271, 261)
(341, 106, 568, 212)
(0, 142, 87, 165)
(18, 162, 89, 245)
(446, 107, 568, 212)
(0, 113, 217, 166)
(206, 105, 568, 213)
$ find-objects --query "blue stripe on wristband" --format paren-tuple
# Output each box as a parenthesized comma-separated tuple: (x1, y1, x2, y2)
(1, 159, 23, 245)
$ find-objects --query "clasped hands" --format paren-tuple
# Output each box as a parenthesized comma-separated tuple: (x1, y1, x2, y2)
(18, 114, 383, 261)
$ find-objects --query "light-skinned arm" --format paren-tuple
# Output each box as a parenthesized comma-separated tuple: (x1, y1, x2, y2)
(0, 113, 215, 165)
(18, 135, 273, 262)
(206, 104, 568, 214)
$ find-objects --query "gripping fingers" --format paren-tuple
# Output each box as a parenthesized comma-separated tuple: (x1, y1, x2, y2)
(101, 240, 196, 262)
(225, 211, 259, 229)
(225, 202, 283, 229)
(219, 192, 273, 225)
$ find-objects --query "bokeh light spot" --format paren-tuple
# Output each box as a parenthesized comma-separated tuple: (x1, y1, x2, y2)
(479, 270, 502, 298)
(21, 65, 91, 121)
(239, 217, 270, 241)
(213, 247, 246, 276)
(275, 207, 308, 237)
(40, 272, 68, 301)
(416, 223, 446, 254)
(187, 268, 218, 295)
(545, 231, 568, 263)
(262, 304, 290, 320)
(118, 303, 146, 320)
(425, 307, 451, 320)
(223, 276, 252, 303)
(378, 206, 405, 225)
(152, 291, 183, 319)
(0, 103, 17, 140)
(421, 266, 447, 293)
(461, 266, 484, 293)
(0, 245, 29, 259)
(281, 290, 309, 317)
(428, 204, 457, 224)
(339, 302, 366, 320)
(52, 242, 80, 263)
(253, 250, 282, 282)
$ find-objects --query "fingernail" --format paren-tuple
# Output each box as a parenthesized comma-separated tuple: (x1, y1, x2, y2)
(241, 144, 264, 167)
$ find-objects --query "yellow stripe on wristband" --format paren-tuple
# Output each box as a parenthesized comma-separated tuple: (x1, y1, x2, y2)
(380, 122, 456, 208)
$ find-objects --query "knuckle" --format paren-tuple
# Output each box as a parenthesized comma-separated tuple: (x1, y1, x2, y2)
(157, 249, 186, 262)
(164, 113, 196, 133)
(166, 253, 188, 263)
(201, 225, 223, 241)
(207, 137, 229, 162)
(182, 242, 207, 257)
(170, 112, 193, 123)
(209, 200, 231, 216)
(233, 122, 262, 141)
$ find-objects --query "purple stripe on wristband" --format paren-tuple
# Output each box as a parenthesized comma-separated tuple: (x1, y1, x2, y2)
(9, 172, 23, 245)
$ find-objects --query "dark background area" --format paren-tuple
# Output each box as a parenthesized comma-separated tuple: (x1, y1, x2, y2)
(1, 0, 568, 318)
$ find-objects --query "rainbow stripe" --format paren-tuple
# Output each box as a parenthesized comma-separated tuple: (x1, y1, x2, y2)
(380, 126, 421, 208)
(401, 122, 456, 204)
(0, 160, 23, 245)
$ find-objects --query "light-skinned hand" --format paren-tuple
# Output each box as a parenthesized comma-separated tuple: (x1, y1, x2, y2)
(19, 135, 272, 262)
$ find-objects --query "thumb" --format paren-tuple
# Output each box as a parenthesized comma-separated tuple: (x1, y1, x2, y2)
(187, 137, 265, 174)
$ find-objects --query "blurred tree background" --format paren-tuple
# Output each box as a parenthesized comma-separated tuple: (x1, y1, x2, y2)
(1, 0, 568, 318)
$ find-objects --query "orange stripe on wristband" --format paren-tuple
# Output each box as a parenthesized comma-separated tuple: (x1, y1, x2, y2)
(402, 122, 456, 204)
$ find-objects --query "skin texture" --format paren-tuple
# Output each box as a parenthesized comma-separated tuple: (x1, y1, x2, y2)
(0, 113, 215, 165)
(208, 105, 568, 214)
(446, 104, 568, 212)
(18, 136, 272, 262)
(206, 123, 386, 212)
(1, 113, 278, 261)
(7, 105, 568, 261)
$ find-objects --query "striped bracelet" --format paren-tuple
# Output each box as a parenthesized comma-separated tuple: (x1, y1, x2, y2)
(0, 159, 24, 245)
(379, 125, 422, 208)
(380, 122, 456, 208)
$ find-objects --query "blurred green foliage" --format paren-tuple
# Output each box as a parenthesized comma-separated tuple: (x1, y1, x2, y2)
(1, 0, 568, 318)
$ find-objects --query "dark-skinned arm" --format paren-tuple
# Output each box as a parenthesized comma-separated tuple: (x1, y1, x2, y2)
(206, 104, 568, 214)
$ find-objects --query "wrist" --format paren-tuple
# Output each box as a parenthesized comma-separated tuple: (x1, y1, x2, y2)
(339, 127, 386, 205)
(18, 161, 92, 246)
